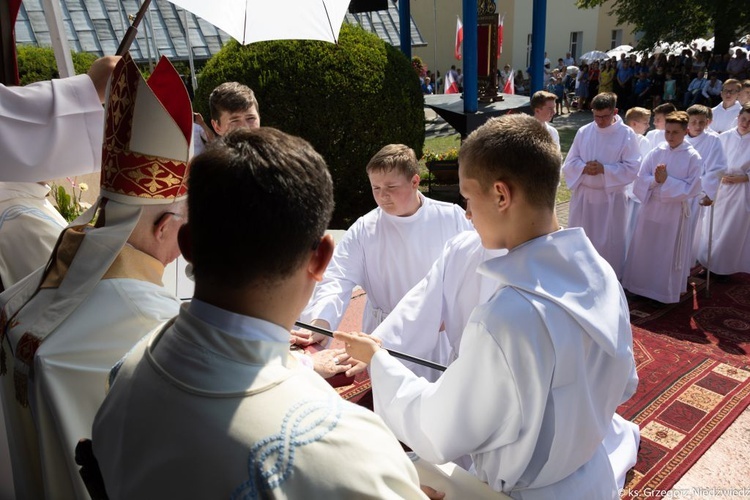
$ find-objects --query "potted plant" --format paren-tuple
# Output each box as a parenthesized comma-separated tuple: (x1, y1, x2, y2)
(423, 148, 459, 185)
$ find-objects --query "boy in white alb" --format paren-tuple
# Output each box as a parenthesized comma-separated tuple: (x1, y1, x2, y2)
(562, 92, 642, 278)
(295, 144, 471, 345)
(338, 114, 636, 499)
(697, 103, 750, 274)
(645, 103, 677, 151)
(685, 105, 727, 266)
(710, 79, 742, 133)
(622, 112, 703, 303)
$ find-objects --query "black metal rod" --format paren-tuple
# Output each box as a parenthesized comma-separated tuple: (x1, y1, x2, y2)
(294, 321, 447, 372)
(116, 0, 152, 56)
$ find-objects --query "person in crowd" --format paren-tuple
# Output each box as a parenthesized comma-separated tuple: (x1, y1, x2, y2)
(649, 66, 666, 107)
(726, 48, 749, 81)
(663, 71, 677, 104)
(622, 111, 702, 303)
(422, 76, 434, 95)
(701, 72, 723, 107)
(0, 53, 190, 499)
(599, 59, 616, 94)
(293, 144, 471, 347)
(697, 104, 750, 276)
(615, 59, 635, 111)
(92, 127, 429, 500)
(208, 82, 261, 137)
(337, 113, 636, 499)
(683, 70, 707, 109)
(711, 79, 743, 133)
(563, 51, 576, 67)
(632, 71, 652, 108)
(562, 92, 642, 278)
(575, 63, 590, 110)
(531, 90, 561, 147)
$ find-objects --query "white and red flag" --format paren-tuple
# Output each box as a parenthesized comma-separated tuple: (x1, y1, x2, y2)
(454, 17, 463, 60)
(445, 68, 459, 94)
(503, 68, 514, 94)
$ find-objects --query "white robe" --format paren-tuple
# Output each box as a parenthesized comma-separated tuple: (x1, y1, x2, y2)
(624, 134, 652, 251)
(544, 122, 560, 147)
(0, 76, 103, 182)
(370, 228, 636, 499)
(687, 131, 728, 265)
(0, 234, 180, 500)
(0, 183, 66, 290)
(93, 304, 426, 499)
(301, 194, 472, 333)
(697, 128, 750, 273)
(710, 101, 741, 134)
(645, 129, 666, 152)
(373, 230, 640, 487)
(562, 116, 642, 277)
(622, 142, 702, 303)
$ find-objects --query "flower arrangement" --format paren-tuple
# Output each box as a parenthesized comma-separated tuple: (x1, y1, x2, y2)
(411, 56, 426, 77)
(50, 177, 90, 222)
(422, 148, 459, 163)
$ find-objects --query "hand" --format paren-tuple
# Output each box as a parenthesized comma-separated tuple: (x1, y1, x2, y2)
(333, 331, 380, 366)
(193, 112, 216, 141)
(87, 56, 121, 104)
(420, 484, 446, 499)
(654, 164, 667, 184)
(290, 319, 331, 348)
(722, 173, 749, 184)
(583, 160, 603, 175)
(699, 195, 713, 206)
(311, 348, 351, 379)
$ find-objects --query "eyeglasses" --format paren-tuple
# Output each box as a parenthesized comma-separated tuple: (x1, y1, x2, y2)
(722, 89, 739, 94)
(592, 111, 614, 120)
(153, 211, 186, 226)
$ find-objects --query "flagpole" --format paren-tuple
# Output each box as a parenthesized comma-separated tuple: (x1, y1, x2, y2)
(294, 321, 448, 372)
(432, 0, 437, 92)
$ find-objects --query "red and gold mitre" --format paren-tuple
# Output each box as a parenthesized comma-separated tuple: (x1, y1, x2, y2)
(100, 53, 193, 205)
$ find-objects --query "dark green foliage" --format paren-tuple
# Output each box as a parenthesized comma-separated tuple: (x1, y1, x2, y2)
(576, 0, 750, 54)
(194, 25, 425, 227)
(16, 45, 97, 85)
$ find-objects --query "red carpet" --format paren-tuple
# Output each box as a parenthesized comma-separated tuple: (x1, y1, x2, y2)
(620, 273, 750, 498)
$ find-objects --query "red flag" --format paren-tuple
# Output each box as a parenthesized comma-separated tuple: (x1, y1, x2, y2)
(503, 69, 514, 95)
(445, 69, 459, 94)
(497, 14, 504, 57)
(454, 17, 463, 61)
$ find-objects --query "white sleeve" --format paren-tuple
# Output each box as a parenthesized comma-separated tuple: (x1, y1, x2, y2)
(603, 129, 641, 190)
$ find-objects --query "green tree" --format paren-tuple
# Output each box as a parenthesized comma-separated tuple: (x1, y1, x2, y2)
(576, 0, 750, 54)
(194, 24, 425, 228)
(16, 45, 97, 85)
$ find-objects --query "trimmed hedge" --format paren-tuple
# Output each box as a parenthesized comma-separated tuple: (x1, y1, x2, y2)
(194, 24, 425, 227)
(16, 45, 97, 85)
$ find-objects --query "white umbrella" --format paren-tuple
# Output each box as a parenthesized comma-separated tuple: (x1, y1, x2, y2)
(566, 65, 579, 76)
(167, 0, 351, 45)
(579, 50, 609, 63)
(606, 44, 632, 60)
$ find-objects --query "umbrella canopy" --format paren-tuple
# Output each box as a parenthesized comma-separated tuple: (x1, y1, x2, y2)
(566, 65, 579, 76)
(167, 0, 351, 45)
(606, 44, 632, 60)
(579, 50, 609, 63)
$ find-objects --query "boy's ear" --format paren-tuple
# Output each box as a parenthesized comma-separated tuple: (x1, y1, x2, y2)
(309, 234, 334, 282)
(411, 173, 421, 188)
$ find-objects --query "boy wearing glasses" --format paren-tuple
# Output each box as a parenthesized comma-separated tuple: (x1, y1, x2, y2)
(710, 79, 742, 133)
(562, 92, 642, 278)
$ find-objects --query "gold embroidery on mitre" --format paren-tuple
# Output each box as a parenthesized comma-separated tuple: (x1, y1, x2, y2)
(127, 163, 182, 193)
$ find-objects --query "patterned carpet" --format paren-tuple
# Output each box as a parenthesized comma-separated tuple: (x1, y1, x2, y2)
(620, 273, 750, 498)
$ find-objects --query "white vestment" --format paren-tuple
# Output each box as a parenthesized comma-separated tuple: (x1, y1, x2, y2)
(562, 116, 642, 277)
(0, 76, 103, 182)
(0, 183, 66, 290)
(645, 129, 666, 152)
(622, 142, 702, 303)
(686, 131, 728, 265)
(624, 134, 652, 251)
(0, 229, 180, 499)
(697, 128, 750, 273)
(301, 194, 472, 333)
(373, 230, 639, 487)
(544, 122, 560, 147)
(370, 228, 636, 499)
(93, 304, 426, 499)
(710, 101, 741, 134)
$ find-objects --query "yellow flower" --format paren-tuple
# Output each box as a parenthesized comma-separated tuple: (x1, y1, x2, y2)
(79, 183, 89, 192)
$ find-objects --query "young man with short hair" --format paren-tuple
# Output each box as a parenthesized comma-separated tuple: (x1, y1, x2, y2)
(337, 113, 636, 499)
(295, 144, 471, 347)
(562, 92, 642, 278)
(645, 102, 677, 151)
(622, 111, 702, 303)
(710, 78, 742, 133)
(530, 90, 560, 147)
(92, 128, 427, 499)
(208, 81, 261, 136)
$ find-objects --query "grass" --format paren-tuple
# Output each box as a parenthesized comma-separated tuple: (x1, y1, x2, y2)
(423, 124, 575, 205)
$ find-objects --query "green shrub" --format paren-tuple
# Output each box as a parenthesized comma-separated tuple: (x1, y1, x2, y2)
(194, 24, 425, 227)
(16, 45, 97, 85)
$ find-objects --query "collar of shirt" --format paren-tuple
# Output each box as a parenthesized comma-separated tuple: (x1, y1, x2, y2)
(188, 298, 289, 343)
(0, 181, 50, 202)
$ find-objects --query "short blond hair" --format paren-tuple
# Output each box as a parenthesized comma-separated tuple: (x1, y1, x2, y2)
(365, 144, 419, 178)
(625, 107, 651, 123)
